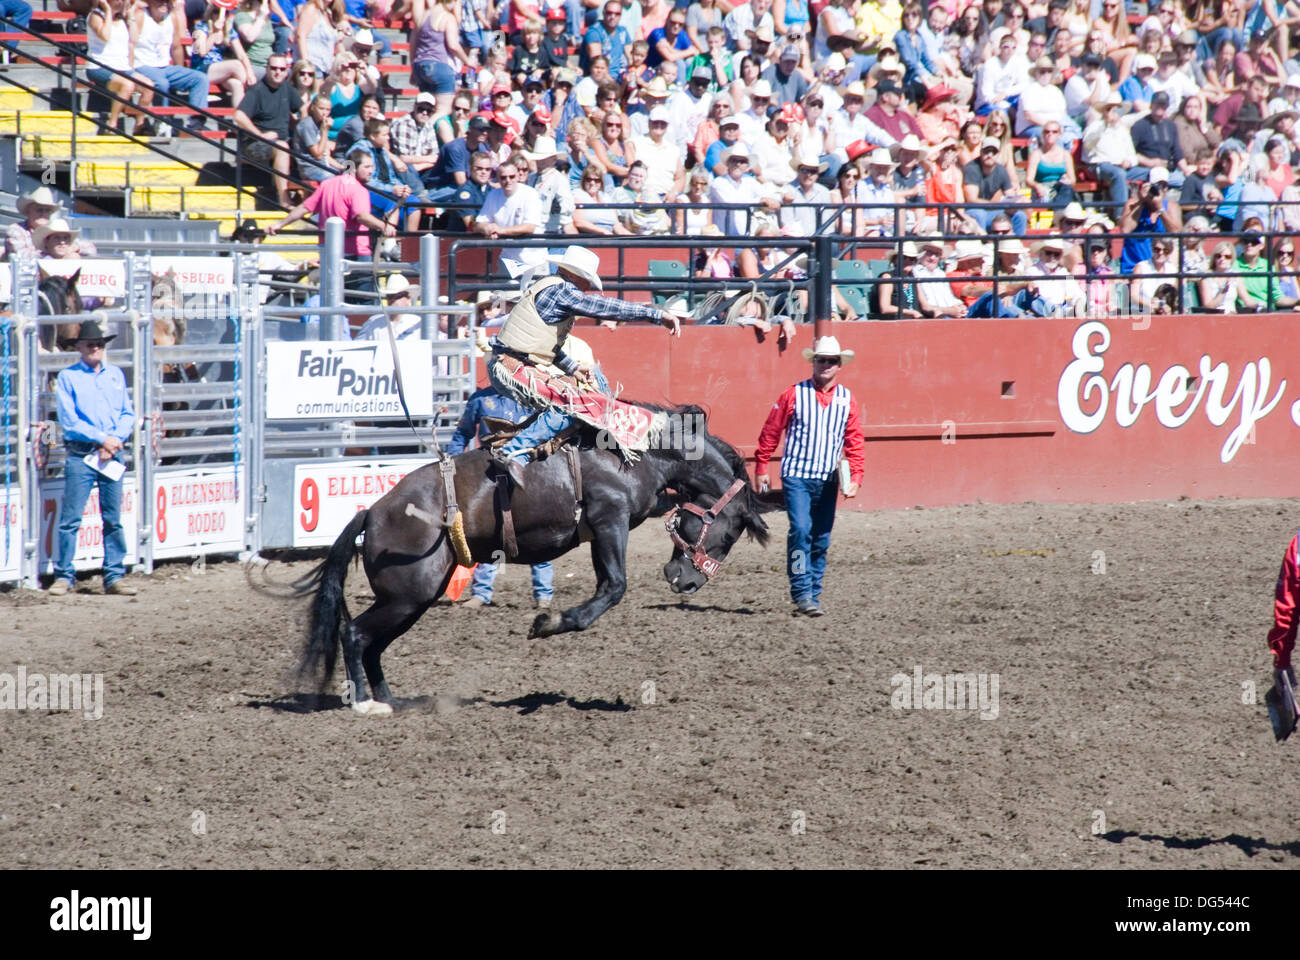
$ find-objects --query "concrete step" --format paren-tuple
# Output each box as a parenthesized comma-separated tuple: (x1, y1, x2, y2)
(27, 133, 152, 158)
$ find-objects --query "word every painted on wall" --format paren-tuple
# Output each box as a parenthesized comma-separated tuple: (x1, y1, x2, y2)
(1057, 320, 1288, 463)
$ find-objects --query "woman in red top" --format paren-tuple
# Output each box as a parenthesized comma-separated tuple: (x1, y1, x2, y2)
(925, 139, 977, 233)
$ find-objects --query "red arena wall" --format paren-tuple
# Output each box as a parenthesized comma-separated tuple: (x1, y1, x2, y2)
(570, 316, 1299, 510)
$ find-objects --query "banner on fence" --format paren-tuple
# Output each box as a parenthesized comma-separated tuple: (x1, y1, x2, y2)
(149, 257, 234, 294)
(37, 477, 140, 573)
(38, 259, 127, 299)
(265, 341, 434, 420)
(291, 460, 423, 547)
(152, 467, 245, 559)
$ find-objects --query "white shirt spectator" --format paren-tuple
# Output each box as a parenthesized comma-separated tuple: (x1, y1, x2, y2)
(631, 134, 683, 199)
(1064, 71, 1108, 119)
(751, 130, 796, 187)
(1149, 69, 1197, 113)
(709, 171, 775, 235)
(1082, 117, 1138, 166)
(355, 312, 423, 339)
(668, 87, 713, 151)
(1034, 258, 1085, 312)
(913, 263, 964, 311)
(977, 54, 1029, 112)
(1016, 78, 1069, 135)
(724, 1, 774, 48)
(735, 105, 769, 146)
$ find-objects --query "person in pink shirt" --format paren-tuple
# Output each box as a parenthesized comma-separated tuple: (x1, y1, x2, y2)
(267, 149, 397, 294)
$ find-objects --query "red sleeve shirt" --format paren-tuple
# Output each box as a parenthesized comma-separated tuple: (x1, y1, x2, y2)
(1268, 534, 1300, 670)
(755, 382, 866, 485)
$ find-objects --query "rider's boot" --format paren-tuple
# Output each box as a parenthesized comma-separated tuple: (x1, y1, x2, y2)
(491, 443, 528, 489)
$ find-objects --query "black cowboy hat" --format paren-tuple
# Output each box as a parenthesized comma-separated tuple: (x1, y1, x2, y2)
(68, 320, 116, 346)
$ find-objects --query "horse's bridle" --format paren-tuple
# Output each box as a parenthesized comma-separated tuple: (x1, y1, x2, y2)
(664, 479, 747, 580)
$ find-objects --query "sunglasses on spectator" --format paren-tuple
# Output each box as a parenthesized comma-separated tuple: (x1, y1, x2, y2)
(296, 69, 314, 77)
(1214, 252, 1234, 260)
(814, 357, 841, 366)
(499, 172, 520, 181)
(415, 104, 434, 113)
(80, 339, 108, 348)
(990, 227, 1012, 234)
(268, 64, 290, 72)
(798, 166, 819, 174)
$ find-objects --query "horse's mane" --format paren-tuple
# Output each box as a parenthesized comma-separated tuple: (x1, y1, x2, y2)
(621, 400, 771, 547)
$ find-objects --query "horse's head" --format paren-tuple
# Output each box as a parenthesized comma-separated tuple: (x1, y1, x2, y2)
(37, 270, 83, 351)
(661, 443, 770, 594)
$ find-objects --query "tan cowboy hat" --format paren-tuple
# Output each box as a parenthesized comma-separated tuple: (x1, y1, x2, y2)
(548, 245, 603, 290)
(642, 76, 671, 99)
(802, 335, 855, 363)
(993, 237, 1028, 255)
(953, 239, 989, 262)
(32, 217, 81, 249)
(521, 134, 564, 161)
(17, 186, 60, 217)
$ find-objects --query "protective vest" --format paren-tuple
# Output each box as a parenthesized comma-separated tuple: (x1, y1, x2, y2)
(495, 275, 570, 367)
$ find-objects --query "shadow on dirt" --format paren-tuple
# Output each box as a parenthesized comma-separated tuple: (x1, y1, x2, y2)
(481, 691, 633, 715)
(643, 602, 756, 615)
(1101, 830, 1300, 858)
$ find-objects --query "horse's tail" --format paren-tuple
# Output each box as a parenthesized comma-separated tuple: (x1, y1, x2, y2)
(297, 508, 369, 688)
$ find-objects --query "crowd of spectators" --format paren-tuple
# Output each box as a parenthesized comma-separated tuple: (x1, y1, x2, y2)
(35, 0, 1300, 315)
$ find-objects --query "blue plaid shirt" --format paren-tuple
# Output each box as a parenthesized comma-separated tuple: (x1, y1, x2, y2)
(493, 278, 665, 375)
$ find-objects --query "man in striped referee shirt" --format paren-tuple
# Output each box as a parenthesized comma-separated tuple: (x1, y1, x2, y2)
(755, 336, 865, 617)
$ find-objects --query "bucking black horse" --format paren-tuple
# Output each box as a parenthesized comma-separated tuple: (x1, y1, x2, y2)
(288, 404, 771, 715)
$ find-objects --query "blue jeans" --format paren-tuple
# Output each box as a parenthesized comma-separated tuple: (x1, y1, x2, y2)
(135, 64, 209, 122)
(55, 446, 127, 586)
(471, 560, 554, 602)
(271, 22, 293, 55)
(1095, 162, 1149, 205)
(413, 59, 458, 95)
(967, 291, 1026, 318)
(968, 206, 1028, 235)
(783, 475, 838, 603)
(0, 0, 31, 50)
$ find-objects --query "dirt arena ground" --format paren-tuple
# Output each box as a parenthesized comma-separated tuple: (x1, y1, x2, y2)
(3, 497, 1298, 870)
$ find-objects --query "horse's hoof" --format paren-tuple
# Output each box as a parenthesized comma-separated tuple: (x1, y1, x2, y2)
(352, 699, 394, 716)
(528, 612, 562, 638)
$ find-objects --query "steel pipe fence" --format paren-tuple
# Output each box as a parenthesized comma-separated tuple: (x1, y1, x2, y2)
(4, 235, 475, 585)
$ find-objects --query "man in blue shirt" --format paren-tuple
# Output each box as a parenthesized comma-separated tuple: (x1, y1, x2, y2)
(1117, 54, 1157, 107)
(425, 115, 492, 198)
(448, 385, 555, 610)
(48, 321, 137, 597)
(583, 1, 632, 77)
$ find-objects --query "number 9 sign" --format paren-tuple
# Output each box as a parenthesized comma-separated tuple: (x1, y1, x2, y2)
(299, 477, 319, 532)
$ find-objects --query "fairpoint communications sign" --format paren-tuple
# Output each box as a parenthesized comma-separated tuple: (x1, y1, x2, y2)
(265, 341, 433, 420)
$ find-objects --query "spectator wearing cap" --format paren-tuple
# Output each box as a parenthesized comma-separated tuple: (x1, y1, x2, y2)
(976, 28, 1029, 114)
(704, 113, 749, 174)
(726, 0, 775, 50)
(548, 66, 583, 142)
(736, 77, 775, 144)
(520, 102, 555, 153)
(1131, 91, 1187, 187)
(964, 136, 1028, 234)
(1018, 55, 1080, 146)
(630, 105, 686, 199)
(424, 112, 492, 196)
(647, 5, 696, 80)
(763, 43, 811, 105)
(1118, 53, 1158, 106)
(584, 1, 633, 76)
(626, 74, 671, 138)
(1119, 169, 1177, 274)
(965, 237, 1038, 317)
(1083, 93, 1149, 205)
(732, 22, 776, 78)
(1235, 230, 1283, 309)
(892, 134, 926, 202)
(864, 78, 923, 142)
(1026, 237, 1084, 316)
(390, 92, 442, 181)
(509, 78, 548, 131)
(540, 8, 571, 71)
(668, 66, 717, 149)
(1064, 53, 1110, 123)
(1268, 72, 1300, 117)
(709, 143, 782, 235)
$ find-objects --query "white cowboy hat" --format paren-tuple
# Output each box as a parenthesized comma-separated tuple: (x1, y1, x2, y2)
(17, 186, 60, 217)
(32, 217, 81, 248)
(749, 78, 774, 99)
(548, 245, 603, 290)
(380, 273, 411, 297)
(993, 237, 1028, 255)
(522, 134, 563, 161)
(802, 335, 855, 363)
